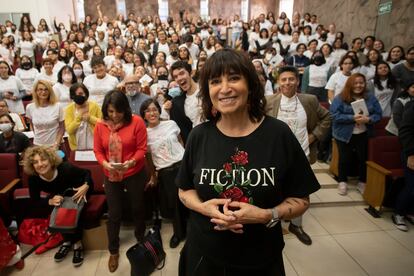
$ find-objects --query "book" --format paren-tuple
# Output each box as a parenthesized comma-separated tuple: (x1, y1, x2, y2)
(351, 99, 369, 116)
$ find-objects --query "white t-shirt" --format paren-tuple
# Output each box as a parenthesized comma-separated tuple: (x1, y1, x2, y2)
(360, 64, 376, 81)
(277, 95, 310, 157)
(40, 61, 65, 76)
(309, 64, 330, 87)
(147, 120, 185, 170)
(278, 34, 292, 49)
(157, 42, 170, 56)
(35, 31, 50, 47)
(81, 60, 93, 76)
(34, 72, 57, 86)
(53, 83, 71, 109)
(0, 76, 25, 114)
(325, 71, 349, 97)
(184, 88, 202, 128)
(18, 40, 36, 58)
(331, 49, 347, 67)
(15, 68, 39, 92)
(373, 79, 394, 117)
(26, 103, 64, 146)
(83, 73, 119, 106)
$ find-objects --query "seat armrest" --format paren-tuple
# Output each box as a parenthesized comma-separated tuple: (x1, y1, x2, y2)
(366, 161, 392, 175)
(0, 179, 21, 194)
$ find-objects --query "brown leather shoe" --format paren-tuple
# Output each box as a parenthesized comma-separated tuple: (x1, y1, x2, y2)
(108, 254, 119, 273)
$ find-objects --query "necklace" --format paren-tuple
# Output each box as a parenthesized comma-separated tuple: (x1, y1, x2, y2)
(279, 96, 298, 113)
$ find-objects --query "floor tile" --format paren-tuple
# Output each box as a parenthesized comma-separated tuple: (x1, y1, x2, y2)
(283, 253, 298, 276)
(354, 205, 397, 231)
(96, 250, 131, 276)
(334, 231, 414, 276)
(347, 189, 364, 201)
(160, 248, 180, 276)
(310, 206, 380, 234)
(284, 235, 367, 276)
(31, 250, 102, 276)
(309, 192, 321, 204)
(386, 229, 414, 253)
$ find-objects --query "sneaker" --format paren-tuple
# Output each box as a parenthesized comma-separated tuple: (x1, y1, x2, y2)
(54, 244, 71, 262)
(357, 182, 366, 194)
(14, 259, 24, 270)
(406, 214, 414, 225)
(72, 247, 84, 267)
(338, 182, 347, 195)
(392, 214, 408, 232)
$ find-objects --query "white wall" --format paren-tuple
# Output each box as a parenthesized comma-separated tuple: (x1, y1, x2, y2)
(0, 0, 75, 29)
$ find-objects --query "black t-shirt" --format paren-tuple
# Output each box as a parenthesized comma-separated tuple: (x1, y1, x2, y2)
(176, 116, 320, 269)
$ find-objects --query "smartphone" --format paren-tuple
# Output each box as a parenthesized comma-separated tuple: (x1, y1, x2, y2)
(111, 162, 124, 169)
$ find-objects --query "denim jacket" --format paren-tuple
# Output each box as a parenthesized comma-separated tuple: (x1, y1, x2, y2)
(330, 92, 382, 143)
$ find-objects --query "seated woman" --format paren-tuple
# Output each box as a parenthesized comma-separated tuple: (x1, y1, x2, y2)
(330, 73, 382, 195)
(65, 83, 102, 151)
(140, 98, 186, 249)
(23, 146, 92, 267)
(0, 114, 30, 154)
(0, 100, 26, 131)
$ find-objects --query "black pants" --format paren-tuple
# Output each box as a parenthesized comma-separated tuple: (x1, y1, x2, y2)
(179, 242, 285, 276)
(104, 170, 147, 254)
(336, 133, 368, 182)
(158, 162, 187, 239)
(395, 155, 414, 215)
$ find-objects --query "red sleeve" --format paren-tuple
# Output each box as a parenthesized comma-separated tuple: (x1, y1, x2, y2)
(132, 116, 147, 163)
(93, 122, 107, 165)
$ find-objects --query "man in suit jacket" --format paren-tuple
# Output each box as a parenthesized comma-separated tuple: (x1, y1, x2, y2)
(266, 66, 331, 245)
(169, 61, 202, 145)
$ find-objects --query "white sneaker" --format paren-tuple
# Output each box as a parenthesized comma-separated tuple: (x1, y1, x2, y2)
(392, 214, 408, 232)
(357, 182, 366, 194)
(338, 182, 347, 195)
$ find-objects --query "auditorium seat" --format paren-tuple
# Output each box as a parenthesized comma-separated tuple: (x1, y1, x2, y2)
(0, 153, 21, 219)
(363, 135, 403, 217)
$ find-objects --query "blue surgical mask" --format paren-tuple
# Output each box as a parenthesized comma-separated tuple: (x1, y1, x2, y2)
(168, 87, 182, 98)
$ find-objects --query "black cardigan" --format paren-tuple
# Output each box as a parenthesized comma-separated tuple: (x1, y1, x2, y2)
(399, 101, 414, 157)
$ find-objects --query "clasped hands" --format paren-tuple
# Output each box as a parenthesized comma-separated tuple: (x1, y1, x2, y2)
(202, 198, 268, 234)
(354, 114, 370, 124)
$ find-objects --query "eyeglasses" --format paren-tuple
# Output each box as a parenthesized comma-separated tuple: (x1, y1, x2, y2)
(36, 88, 48, 92)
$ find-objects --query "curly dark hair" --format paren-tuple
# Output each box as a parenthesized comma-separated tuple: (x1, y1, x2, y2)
(199, 49, 266, 123)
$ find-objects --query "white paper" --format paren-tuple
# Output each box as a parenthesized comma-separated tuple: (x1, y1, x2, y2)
(158, 80, 169, 89)
(74, 150, 97, 161)
(23, 131, 34, 139)
(139, 74, 153, 85)
(351, 99, 369, 116)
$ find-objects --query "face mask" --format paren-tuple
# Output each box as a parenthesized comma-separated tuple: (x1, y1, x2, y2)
(62, 74, 72, 82)
(170, 50, 178, 57)
(73, 94, 87, 105)
(6, 27, 11, 33)
(272, 35, 278, 41)
(126, 89, 137, 97)
(158, 74, 168, 81)
(168, 30, 175, 35)
(89, 40, 96, 46)
(73, 69, 83, 77)
(168, 87, 182, 98)
(22, 62, 32, 69)
(0, 123, 13, 132)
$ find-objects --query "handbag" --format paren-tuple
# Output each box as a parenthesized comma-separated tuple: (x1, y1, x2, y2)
(126, 225, 166, 276)
(48, 188, 85, 234)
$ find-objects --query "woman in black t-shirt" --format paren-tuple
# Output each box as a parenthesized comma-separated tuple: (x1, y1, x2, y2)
(176, 49, 320, 276)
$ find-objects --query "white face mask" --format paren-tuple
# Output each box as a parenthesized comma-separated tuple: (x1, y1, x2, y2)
(73, 69, 83, 77)
(62, 74, 72, 82)
(0, 123, 13, 132)
(126, 89, 137, 97)
(89, 40, 96, 46)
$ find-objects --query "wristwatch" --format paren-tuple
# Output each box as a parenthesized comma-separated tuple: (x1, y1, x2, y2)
(266, 207, 279, 228)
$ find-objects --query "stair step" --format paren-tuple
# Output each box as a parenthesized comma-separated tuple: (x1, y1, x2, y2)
(310, 186, 365, 207)
(315, 173, 338, 189)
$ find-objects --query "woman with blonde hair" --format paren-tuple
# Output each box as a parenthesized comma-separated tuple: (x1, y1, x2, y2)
(25, 80, 64, 148)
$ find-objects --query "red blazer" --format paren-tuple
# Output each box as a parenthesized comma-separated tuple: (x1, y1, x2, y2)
(94, 115, 147, 179)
